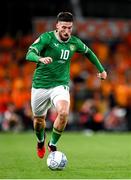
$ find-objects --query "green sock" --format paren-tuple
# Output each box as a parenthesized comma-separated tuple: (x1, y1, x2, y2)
(35, 128, 45, 142)
(50, 127, 63, 146)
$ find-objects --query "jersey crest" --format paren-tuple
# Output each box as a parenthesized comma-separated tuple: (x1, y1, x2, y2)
(70, 44, 76, 51)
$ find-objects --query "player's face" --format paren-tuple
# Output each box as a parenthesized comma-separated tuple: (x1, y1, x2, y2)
(56, 21, 73, 41)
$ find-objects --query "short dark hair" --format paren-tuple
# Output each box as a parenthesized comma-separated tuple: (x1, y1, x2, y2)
(56, 12, 74, 22)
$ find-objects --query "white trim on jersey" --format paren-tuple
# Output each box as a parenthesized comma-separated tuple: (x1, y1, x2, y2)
(84, 44, 89, 53)
(29, 46, 39, 54)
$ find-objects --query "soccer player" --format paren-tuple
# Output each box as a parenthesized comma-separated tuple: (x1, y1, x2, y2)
(26, 12, 107, 159)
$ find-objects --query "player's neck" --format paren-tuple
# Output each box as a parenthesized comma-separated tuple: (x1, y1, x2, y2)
(54, 30, 70, 43)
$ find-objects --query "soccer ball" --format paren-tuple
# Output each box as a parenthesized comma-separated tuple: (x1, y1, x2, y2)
(47, 151, 68, 170)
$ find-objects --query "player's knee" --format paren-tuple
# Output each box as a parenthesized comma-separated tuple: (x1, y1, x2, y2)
(58, 109, 69, 122)
(34, 116, 46, 131)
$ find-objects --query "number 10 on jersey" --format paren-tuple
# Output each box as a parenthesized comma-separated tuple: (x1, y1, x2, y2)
(60, 50, 70, 60)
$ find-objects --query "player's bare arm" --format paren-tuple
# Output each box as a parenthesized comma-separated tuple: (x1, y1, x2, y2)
(39, 57, 53, 64)
(97, 70, 107, 80)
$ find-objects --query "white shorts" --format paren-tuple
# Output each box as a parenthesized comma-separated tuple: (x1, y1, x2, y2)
(31, 85, 70, 116)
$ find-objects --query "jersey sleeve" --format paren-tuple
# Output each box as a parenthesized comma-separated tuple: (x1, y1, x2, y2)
(75, 37, 105, 73)
(75, 38, 89, 54)
(26, 32, 51, 63)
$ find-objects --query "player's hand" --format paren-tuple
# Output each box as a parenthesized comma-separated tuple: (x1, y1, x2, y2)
(39, 57, 53, 64)
(97, 71, 107, 80)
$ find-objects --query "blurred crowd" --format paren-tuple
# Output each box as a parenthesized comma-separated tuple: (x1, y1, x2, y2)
(0, 31, 131, 132)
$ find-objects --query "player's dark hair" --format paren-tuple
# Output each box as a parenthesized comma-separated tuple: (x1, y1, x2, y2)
(57, 12, 74, 22)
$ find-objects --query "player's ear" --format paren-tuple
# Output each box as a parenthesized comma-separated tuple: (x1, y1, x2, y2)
(56, 22, 59, 29)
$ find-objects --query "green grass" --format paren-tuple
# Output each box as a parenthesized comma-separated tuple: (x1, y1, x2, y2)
(0, 131, 131, 179)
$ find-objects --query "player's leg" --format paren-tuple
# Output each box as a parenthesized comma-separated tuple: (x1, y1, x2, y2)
(48, 86, 70, 151)
(33, 115, 46, 158)
(34, 116, 46, 142)
(31, 88, 51, 158)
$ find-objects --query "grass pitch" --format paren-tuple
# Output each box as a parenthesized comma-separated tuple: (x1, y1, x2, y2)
(0, 131, 131, 179)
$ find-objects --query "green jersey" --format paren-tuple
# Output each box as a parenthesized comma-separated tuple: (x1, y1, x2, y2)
(26, 31, 104, 88)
